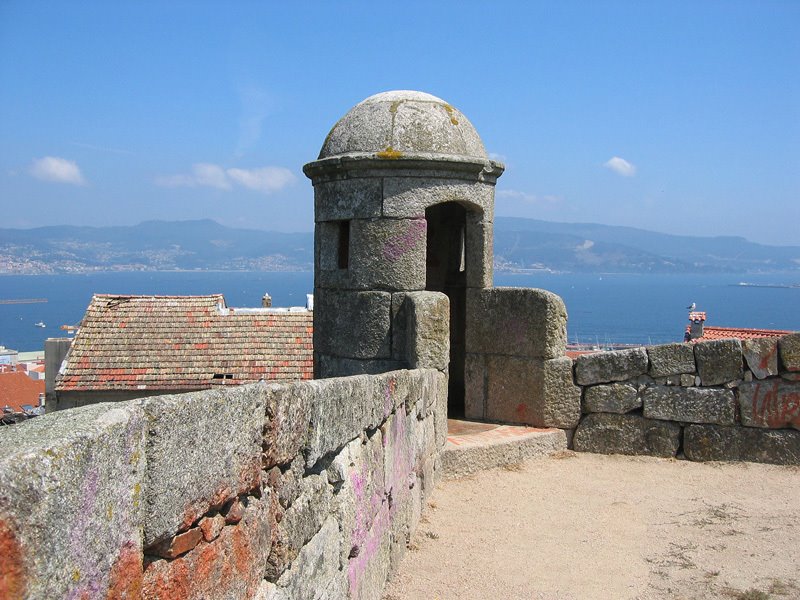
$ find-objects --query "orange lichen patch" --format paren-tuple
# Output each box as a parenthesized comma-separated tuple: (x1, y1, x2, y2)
(376, 146, 404, 159)
(106, 542, 143, 600)
(141, 558, 191, 600)
(443, 104, 459, 125)
(141, 505, 268, 600)
(230, 525, 251, 574)
(0, 519, 25, 600)
(150, 529, 203, 560)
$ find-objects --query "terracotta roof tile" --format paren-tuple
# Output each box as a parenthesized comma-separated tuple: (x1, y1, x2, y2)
(0, 372, 44, 412)
(687, 325, 794, 342)
(56, 294, 313, 392)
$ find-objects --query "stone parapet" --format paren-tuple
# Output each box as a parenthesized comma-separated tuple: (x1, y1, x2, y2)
(779, 333, 800, 372)
(575, 347, 648, 385)
(0, 403, 146, 600)
(647, 343, 695, 377)
(0, 368, 447, 600)
(694, 339, 743, 385)
(466, 287, 567, 360)
(571, 334, 800, 465)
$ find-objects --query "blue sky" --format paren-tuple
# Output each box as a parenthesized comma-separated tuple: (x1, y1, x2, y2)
(1, 1, 798, 245)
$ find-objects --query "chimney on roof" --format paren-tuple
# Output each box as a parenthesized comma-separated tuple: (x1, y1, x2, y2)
(688, 311, 706, 340)
(262, 293, 272, 308)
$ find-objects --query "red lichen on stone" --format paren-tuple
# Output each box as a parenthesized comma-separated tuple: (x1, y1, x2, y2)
(150, 528, 203, 560)
(105, 542, 143, 600)
(199, 514, 226, 542)
(0, 519, 25, 600)
(231, 525, 251, 575)
(141, 501, 269, 600)
(141, 558, 191, 600)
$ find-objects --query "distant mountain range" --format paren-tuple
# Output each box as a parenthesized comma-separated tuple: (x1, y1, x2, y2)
(1, 218, 798, 275)
(493, 217, 800, 273)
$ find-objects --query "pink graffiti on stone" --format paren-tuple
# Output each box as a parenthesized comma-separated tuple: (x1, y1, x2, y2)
(66, 467, 105, 600)
(384, 378, 396, 415)
(382, 220, 426, 261)
(348, 411, 416, 594)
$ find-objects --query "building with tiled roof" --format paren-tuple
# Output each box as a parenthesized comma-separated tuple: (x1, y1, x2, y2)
(53, 294, 313, 410)
(684, 310, 795, 342)
(1, 371, 45, 424)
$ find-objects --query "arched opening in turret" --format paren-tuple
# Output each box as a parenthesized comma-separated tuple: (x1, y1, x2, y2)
(425, 202, 468, 417)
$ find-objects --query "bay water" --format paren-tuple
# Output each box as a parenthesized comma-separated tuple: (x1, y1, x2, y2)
(1, 271, 798, 352)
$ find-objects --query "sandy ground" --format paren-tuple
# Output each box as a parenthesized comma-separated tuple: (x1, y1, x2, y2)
(384, 452, 800, 600)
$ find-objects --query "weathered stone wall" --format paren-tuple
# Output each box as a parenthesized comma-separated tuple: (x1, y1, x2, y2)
(572, 333, 800, 464)
(464, 287, 581, 428)
(0, 368, 448, 600)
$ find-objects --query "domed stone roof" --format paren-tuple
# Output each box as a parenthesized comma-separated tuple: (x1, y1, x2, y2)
(319, 90, 487, 160)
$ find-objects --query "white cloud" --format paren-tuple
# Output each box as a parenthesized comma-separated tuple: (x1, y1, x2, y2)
(155, 163, 230, 189)
(496, 189, 561, 204)
(29, 156, 87, 185)
(227, 166, 295, 193)
(488, 152, 507, 162)
(194, 163, 231, 189)
(604, 156, 636, 177)
(155, 163, 294, 194)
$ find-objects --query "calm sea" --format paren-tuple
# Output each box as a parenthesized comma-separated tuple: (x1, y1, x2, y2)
(1, 271, 798, 352)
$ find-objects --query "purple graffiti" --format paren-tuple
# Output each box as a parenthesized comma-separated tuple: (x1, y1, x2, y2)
(382, 220, 426, 261)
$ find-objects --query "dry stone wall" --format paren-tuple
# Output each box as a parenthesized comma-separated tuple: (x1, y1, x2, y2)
(0, 368, 448, 600)
(572, 334, 800, 464)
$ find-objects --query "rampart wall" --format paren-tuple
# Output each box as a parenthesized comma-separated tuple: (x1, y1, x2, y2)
(571, 334, 800, 464)
(0, 367, 447, 600)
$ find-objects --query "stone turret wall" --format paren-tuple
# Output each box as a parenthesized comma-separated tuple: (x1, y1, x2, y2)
(571, 333, 800, 464)
(463, 287, 580, 427)
(0, 368, 447, 600)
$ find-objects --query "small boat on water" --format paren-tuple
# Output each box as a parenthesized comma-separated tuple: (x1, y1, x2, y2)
(737, 282, 800, 289)
(35, 321, 46, 328)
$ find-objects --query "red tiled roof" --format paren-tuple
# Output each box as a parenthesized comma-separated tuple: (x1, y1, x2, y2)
(0, 372, 44, 412)
(687, 325, 794, 342)
(56, 294, 313, 392)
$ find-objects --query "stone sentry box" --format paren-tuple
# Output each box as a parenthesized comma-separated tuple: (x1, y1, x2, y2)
(304, 91, 576, 426)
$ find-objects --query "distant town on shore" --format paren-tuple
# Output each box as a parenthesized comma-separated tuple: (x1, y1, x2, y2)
(2, 217, 799, 276)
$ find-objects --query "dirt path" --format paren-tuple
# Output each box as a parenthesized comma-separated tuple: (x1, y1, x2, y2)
(384, 452, 800, 600)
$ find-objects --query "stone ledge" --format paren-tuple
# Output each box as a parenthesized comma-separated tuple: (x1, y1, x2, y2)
(441, 426, 566, 479)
